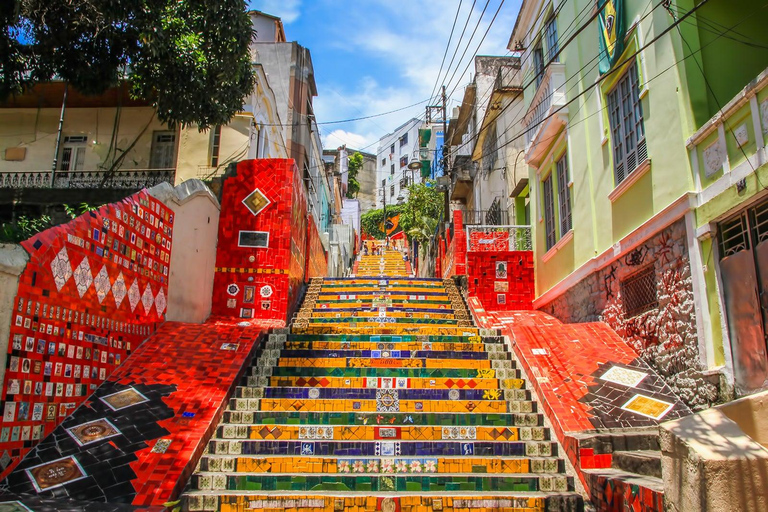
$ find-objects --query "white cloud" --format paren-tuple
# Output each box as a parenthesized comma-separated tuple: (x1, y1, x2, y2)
(322, 130, 376, 150)
(253, 0, 302, 23)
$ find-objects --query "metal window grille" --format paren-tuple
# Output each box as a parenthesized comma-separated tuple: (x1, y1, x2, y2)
(621, 266, 658, 317)
(210, 126, 222, 167)
(607, 61, 646, 185)
(545, 17, 559, 62)
(533, 44, 545, 89)
(556, 154, 572, 235)
(543, 174, 556, 250)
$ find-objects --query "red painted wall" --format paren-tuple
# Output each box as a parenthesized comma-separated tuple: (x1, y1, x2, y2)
(211, 159, 308, 321)
(441, 210, 466, 278)
(467, 251, 534, 310)
(0, 190, 173, 477)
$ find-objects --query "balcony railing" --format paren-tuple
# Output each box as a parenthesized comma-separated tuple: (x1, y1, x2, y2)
(522, 63, 568, 166)
(0, 169, 175, 189)
(466, 225, 533, 252)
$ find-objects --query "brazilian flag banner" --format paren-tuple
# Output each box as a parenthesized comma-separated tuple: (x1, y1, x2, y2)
(598, 0, 626, 74)
(379, 214, 402, 236)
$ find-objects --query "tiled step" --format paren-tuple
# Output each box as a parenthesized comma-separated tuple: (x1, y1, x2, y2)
(238, 397, 536, 414)
(182, 491, 583, 512)
(283, 334, 499, 342)
(207, 439, 558, 457)
(198, 455, 566, 474)
(220, 411, 545, 427)
(257, 366, 522, 379)
(232, 386, 530, 402)
(291, 325, 481, 336)
(277, 341, 495, 352)
(256, 376, 522, 390)
(190, 472, 573, 493)
(270, 357, 516, 370)
(213, 424, 549, 441)
(265, 348, 514, 360)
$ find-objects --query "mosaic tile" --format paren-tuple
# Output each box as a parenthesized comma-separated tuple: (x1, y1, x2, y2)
(66, 418, 121, 446)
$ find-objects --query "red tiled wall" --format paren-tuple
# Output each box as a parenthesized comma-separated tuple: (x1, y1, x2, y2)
(441, 210, 466, 278)
(0, 190, 173, 478)
(307, 214, 327, 279)
(212, 159, 308, 321)
(467, 251, 534, 311)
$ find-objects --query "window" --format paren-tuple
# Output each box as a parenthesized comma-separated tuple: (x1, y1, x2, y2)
(399, 133, 408, 147)
(556, 153, 571, 235)
(620, 266, 658, 317)
(390, 185, 395, 197)
(390, 164, 395, 176)
(607, 61, 646, 186)
(545, 17, 558, 62)
(381, 158, 386, 167)
(400, 156, 408, 168)
(533, 43, 545, 89)
(543, 174, 556, 250)
(381, 179, 386, 188)
(390, 144, 395, 154)
(59, 136, 87, 171)
(150, 131, 176, 169)
(210, 125, 222, 167)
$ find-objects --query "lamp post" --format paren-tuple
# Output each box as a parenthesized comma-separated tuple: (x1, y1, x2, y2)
(407, 159, 421, 187)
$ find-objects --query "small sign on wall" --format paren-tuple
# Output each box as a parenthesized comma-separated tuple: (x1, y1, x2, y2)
(495, 261, 508, 279)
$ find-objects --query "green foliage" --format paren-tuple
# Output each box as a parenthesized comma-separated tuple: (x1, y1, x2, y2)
(399, 180, 443, 237)
(64, 202, 95, 219)
(361, 203, 406, 239)
(1, 0, 255, 129)
(0, 213, 52, 243)
(406, 215, 439, 244)
(346, 152, 363, 199)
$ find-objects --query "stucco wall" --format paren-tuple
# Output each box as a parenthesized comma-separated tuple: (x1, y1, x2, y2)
(149, 180, 220, 324)
(539, 218, 719, 410)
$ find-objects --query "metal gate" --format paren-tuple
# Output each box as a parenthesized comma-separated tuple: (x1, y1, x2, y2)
(719, 198, 768, 395)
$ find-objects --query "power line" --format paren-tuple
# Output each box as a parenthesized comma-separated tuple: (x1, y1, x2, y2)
(428, 0, 465, 105)
(432, 0, 481, 106)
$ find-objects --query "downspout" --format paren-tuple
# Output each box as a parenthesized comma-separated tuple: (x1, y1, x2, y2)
(50, 82, 68, 187)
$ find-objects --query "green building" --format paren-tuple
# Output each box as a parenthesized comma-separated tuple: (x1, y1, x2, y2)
(511, 0, 768, 407)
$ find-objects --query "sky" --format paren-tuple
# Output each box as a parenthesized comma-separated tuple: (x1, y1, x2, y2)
(248, 0, 522, 153)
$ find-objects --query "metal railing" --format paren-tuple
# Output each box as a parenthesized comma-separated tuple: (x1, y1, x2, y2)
(466, 225, 533, 252)
(461, 209, 510, 226)
(0, 169, 175, 189)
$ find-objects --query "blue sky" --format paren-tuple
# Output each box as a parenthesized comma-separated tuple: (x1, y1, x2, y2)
(249, 0, 522, 152)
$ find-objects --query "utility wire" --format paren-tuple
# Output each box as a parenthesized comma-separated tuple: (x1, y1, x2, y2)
(428, 0, 465, 106)
(432, 0, 481, 106)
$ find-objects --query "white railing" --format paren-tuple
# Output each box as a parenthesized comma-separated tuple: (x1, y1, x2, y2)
(466, 225, 533, 252)
(522, 62, 567, 146)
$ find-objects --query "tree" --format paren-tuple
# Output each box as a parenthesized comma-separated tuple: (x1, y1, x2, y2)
(0, 0, 255, 129)
(399, 180, 443, 236)
(361, 204, 406, 239)
(346, 152, 362, 199)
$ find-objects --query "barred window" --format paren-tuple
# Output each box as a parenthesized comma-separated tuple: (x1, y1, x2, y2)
(607, 61, 646, 185)
(545, 17, 558, 62)
(543, 174, 556, 250)
(556, 153, 572, 235)
(621, 266, 658, 317)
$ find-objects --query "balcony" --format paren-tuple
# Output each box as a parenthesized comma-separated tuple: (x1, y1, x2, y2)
(0, 169, 175, 190)
(450, 155, 473, 201)
(522, 62, 568, 168)
(687, 67, 768, 211)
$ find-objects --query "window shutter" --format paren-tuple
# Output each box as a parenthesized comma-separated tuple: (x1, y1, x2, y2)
(557, 155, 571, 235)
(543, 175, 556, 250)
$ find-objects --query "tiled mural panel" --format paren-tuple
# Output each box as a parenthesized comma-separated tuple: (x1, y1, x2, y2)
(212, 159, 308, 321)
(0, 191, 173, 479)
(307, 214, 327, 279)
(467, 251, 534, 311)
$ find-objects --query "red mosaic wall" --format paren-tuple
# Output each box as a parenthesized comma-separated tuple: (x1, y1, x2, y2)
(307, 214, 327, 279)
(467, 251, 533, 311)
(212, 159, 308, 321)
(0, 190, 173, 478)
(441, 210, 466, 279)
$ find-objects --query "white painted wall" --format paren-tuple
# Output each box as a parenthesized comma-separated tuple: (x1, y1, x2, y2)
(148, 180, 220, 324)
(376, 118, 424, 208)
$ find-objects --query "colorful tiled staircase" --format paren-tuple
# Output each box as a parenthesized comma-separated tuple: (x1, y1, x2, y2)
(182, 249, 583, 511)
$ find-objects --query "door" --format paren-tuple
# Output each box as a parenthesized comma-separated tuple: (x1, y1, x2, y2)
(719, 199, 768, 395)
(149, 131, 176, 169)
(59, 136, 87, 171)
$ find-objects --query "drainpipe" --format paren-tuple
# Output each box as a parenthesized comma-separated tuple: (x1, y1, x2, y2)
(51, 82, 68, 187)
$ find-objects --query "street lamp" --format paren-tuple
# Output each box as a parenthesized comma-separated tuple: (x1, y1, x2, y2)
(407, 159, 422, 185)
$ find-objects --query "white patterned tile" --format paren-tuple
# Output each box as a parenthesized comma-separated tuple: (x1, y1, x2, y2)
(112, 272, 127, 308)
(93, 265, 111, 304)
(73, 257, 92, 298)
(155, 288, 166, 316)
(128, 280, 140, 312)
(141, 284, 154, 314)
(50, 247, 72, 291)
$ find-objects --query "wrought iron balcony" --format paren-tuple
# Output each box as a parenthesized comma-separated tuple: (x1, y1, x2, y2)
(0, 169, 175, 189)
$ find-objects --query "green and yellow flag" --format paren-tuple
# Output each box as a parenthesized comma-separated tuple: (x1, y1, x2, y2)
(598, 0, 625, 74)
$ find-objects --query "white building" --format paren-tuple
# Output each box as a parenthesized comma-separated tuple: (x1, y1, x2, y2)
(376, 118, 423, 209)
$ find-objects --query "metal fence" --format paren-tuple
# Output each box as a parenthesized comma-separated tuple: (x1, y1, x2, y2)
(0, 169, 175, 189)
(466, 225, 533, 252)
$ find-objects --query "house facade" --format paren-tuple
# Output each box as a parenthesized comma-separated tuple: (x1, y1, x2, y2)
(513, 0, 768, 407)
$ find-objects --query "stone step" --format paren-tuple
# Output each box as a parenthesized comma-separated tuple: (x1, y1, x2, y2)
(250, 375, 523, 390)
(207, 439, 557, 458)
(232, 386, 530, 402)
(182, 491, 584, 512)
(220, 411, 545, 427)
(229, 397, 536, 414)
(198, 455, 566, 475)
(255, 366, 521, 380)
(190, 472, 574, 493)
(611, 450, 662, 479)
